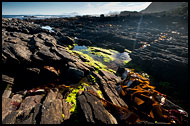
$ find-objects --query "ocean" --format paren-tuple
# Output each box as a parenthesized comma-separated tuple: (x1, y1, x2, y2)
(2, 15, 76, 19)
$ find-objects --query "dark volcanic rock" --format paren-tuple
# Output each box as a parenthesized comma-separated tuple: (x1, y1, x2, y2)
(56, 35, 75, 46)
(2, 94, 22, 121)
(2, 18, 51, 34)
(129, 32, 188, 108)
(2, 74, 14, 93)
(62, 99, 72, 120)
(26, 9, 187, 53)
(2, 98, 14, 121)
(92, 70, 127, 107)
(2, 7, 188, 124)
(2, 18, 93, 90)
(40, 89, 63, 124)
(77, 91, 117, 124)
(15, 95, 43, 124)
(2, 90, 12, 98)
(129, 38, 188, 87)
(75, 38, 92, 46)
(2, 95, 42, 124)
(2, 18, 77, 66)
(2, 111, 19, 124)
(67, 67, 84, 83)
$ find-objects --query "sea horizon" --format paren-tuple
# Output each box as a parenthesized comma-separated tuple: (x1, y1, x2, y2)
(2, 14, 81, 19)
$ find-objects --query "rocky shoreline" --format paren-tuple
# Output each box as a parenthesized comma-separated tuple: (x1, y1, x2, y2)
(26, 12, 188, 102)
(2, 8, 188, 124)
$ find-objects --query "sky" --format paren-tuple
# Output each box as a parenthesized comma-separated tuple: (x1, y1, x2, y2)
(2, 2, 152, 15)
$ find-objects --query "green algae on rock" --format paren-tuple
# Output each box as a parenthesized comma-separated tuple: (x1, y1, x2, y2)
(72, 50, 107, 70)
(73, 45, 131, 73)
(66, 83, 89, 113)
(81, 46, 117, 62)
(123, 60, 130, 65)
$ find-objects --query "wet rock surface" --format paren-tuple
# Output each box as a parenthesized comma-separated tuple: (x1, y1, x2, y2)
(2, 6, 188, 124)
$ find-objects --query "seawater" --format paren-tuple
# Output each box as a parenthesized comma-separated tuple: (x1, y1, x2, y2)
(2, 15, 76, 19)
(73, 45, 131, 70)
(41, 26, 55, 32)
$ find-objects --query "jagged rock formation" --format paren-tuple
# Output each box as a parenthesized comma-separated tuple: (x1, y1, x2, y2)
(129, 36, 188, 86)
(2, 14, 188, 125)
(129, 4, 188, 101)
(2, 18, 127, 124)
(77, 91, 118, 124)
(25, 7, 188, 98)
(26, 4, 187, 53)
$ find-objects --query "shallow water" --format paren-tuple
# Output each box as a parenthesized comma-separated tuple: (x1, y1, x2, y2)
(41, 26, 54, 32)
(73, 45, 131, 70)
(73, 45, 88, 50)
(113, 52, 131, 61)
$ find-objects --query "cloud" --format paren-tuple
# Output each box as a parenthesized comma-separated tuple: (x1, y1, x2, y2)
(79, 2, 152, 15)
